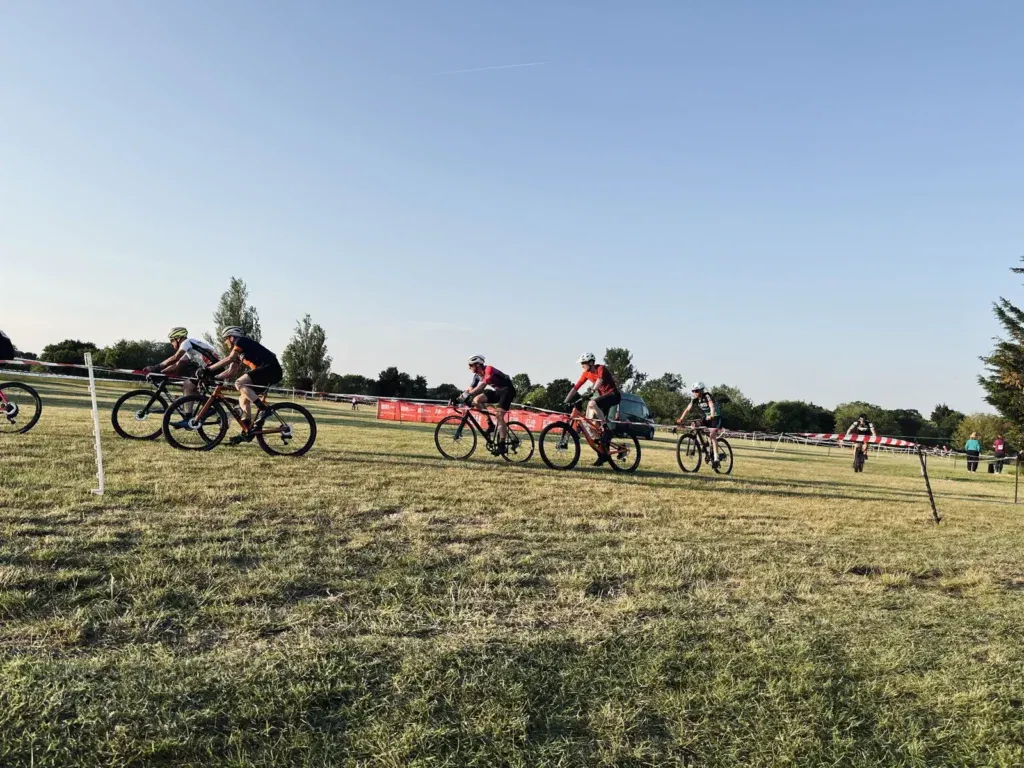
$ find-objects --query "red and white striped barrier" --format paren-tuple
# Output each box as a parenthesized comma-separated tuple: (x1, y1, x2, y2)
(0, 357, 151, 377)
(796, 433, 920, 448)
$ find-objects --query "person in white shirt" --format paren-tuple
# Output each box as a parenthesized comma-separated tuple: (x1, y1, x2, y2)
(145, 327, 222, 399)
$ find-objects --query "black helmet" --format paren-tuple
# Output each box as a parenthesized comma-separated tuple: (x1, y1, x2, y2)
(858, 413, 868, 421)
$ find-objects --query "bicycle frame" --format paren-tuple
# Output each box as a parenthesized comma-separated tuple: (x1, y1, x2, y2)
(566, 404, 630, 456)
(450, 404, 500, 440)
(192, 384, 283, 436)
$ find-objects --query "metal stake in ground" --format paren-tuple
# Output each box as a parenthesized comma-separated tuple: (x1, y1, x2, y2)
(1015, 452, 1021, 504)
(917, 447, 940, 524)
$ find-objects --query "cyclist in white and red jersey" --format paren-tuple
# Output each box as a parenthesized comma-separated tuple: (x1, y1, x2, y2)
(461, 355, 516, 449)
(564, 353, 621, 465)
(145, 327, 221, 400)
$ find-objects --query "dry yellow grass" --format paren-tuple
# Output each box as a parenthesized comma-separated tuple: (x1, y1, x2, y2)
(1, 375, 1022, 766)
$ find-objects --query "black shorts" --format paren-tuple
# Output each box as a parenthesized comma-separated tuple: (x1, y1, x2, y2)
(179, 361, 201, 378)
(244, 359, 283, 388)
(593, 391, 621, 416)
(483, 386, 516, 410)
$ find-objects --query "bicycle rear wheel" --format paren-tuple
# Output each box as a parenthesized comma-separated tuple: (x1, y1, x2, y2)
(0, 382, 42, 434)
(256, 403, 317, 457)
(712, 438, 733, 475)
(434, 415, 477, 460)
(501, 421, 534, 464)
(539, 422, 580, 470)
(162, 395, 228, 450)
(608, 434, 641, 473)
(853, 448, 865, 472)
(676, 433, 702, 473)
(112, 389, 169, 440)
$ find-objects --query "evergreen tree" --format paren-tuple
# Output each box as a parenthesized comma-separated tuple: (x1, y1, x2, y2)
(209, 277, 262, 342)
(281, 315, 332, 391)
(980, 259, 1024, 427)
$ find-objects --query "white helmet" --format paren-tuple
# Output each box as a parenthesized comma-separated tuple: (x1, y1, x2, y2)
(577, 352, 596, 364)
(691, 380, 705, 392)
(467, 355, 485, 366)
(221, 326, 244, 340)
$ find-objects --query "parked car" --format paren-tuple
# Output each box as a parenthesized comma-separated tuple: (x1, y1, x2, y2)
(611, 393, 656, 440)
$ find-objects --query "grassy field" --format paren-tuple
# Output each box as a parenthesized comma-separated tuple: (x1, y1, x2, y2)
(2, 375, 1023, 767)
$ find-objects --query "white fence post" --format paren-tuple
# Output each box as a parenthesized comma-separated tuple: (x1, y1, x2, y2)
(85, 352, 105, 496)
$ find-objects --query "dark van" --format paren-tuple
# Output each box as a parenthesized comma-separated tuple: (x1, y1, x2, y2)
(611, 393, 656, 440)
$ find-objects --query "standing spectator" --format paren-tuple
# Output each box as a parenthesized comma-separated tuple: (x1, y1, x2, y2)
(993, 433, 1007, 474)
(965, 432, 982, 472)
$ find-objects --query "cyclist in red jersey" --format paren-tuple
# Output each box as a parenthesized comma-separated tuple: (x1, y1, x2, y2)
(460, 355, 516, 449)
(563, 353, 621, 465)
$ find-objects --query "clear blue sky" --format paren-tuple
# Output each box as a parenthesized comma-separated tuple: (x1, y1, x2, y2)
(2, 1, 1021, 414)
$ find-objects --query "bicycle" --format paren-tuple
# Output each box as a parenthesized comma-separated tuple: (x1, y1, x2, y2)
(433, 401, 534, 463)
(676, 422, 733, 475)
(852, 440, 868, 472)
(0, 380, 42, 434)
(538, 395, 641, 472)
(111, 373, 210, 440)
(161, 373, 317, 456)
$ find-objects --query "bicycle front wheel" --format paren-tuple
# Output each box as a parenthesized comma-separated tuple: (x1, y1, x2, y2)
(162, 395, 228, 451)
(0, 382, 42, 434)
(712, 438, 733, 475)
(112, 389, 169, 440)
(539, 422, 580, 470)
(676, 433, 702, 473)
(256, 403, 317, 457)
(434, 415, 477, 460)
(608, 434, 641, 473)
(501, 421, 534, 464)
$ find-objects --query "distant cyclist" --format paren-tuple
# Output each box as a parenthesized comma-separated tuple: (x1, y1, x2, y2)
(677, 382, 725, 469)
(460, 355, 515, 450)
(563, 353, 620, 465)
(206, 326, 283, 443)
(844, 413, 877, 470)
(145, 327, 220, 401)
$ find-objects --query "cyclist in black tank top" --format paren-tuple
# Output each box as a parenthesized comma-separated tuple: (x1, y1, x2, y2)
(844, 413, 877, 468)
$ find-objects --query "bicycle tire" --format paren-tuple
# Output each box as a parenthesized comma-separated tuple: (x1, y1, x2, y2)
(676, 433, 702, 473)
(0, 382, 42, 434)
(162, 394, 228, 451)
(111, 389, 169, 440)
(712, 438, 734, 475)
(256, 403, 317, 457)
(434, 414, 477, 460)
(501, 421, 534, 464)
(608, 434, 642, 473)
(853, 448, 865, 473)
(538, 421, 581, 470)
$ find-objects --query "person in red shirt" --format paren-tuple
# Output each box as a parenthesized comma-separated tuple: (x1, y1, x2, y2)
(564, 353, 621, 465)
(461, 355, 516, 449)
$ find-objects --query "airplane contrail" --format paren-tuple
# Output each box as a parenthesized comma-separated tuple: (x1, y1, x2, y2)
(438, 61, 547, 75)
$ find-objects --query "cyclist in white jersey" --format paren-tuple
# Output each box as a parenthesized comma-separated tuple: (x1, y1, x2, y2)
(145, 327, 221, 400)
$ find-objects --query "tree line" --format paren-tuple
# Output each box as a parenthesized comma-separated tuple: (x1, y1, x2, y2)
(6, 276, 989, 446)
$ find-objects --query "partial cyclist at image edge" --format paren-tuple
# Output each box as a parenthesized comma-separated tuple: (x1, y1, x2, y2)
(0, 329, 15, 363)
(677, 381, 725, 468)
(0, 328, 44, 434)
(206, 326, 283, 444)
(459, 355, 515, 450)
(563, 353, 621, 466)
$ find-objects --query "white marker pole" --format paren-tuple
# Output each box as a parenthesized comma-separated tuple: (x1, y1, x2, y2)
(85, 352, 105, 495)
